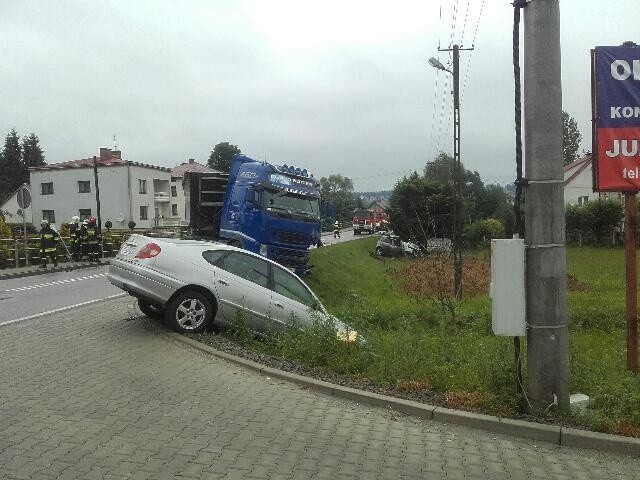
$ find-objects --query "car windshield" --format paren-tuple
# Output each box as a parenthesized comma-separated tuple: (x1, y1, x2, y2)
(263, 190, 320, 218)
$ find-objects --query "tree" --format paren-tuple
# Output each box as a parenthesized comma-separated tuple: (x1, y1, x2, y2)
(21, 133, 45, 184)
(388, 172, 454, 246)
(562, 110, 582, 165)
(0, 128, 23, 202)
(319, 174, 355, 224)
(207, 142, 241, 172)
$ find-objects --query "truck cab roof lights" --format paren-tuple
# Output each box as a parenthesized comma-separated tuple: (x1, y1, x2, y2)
(279, 164, 312, 178)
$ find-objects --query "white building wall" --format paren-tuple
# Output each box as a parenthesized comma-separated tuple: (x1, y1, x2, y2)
(30, 163, 172, 230)
(30, 166, 130, 229)
(128, 165, 172, 228)
(171, 177, 187, 225)
(0, 186, 33, 226)
(564, 167, 596, 205)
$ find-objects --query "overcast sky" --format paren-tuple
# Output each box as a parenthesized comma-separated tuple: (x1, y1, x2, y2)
(1, 1, 638, 191)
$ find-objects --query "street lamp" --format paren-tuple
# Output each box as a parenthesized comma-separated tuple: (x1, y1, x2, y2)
(428, 46, 466, 298)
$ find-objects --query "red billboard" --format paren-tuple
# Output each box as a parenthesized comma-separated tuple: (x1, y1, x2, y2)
(592, 44, 640, 191)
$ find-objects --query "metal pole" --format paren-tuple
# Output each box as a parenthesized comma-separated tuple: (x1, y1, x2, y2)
(625, 193, 638, 373)
(524, 0, 570, 411)
(93, 156, 104, 258)
(21, 189, 29, 266)
(452, 44, 463, 298)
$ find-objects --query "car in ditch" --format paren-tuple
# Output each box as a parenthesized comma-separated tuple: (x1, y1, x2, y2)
(375, 233, 424, 258)
(107, 235, 359, 342)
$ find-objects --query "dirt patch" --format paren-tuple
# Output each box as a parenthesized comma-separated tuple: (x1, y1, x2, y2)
(397, 256, 588, 296)
(398, 256, 490, 297)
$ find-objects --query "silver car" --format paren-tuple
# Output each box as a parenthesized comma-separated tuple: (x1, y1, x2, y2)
(107, 235, 358, 341)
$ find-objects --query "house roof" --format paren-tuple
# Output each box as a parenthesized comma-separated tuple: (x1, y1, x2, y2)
(29, 148, 172, 173)
(0, 183, 29, 209)
(172, 160, 218, 177)
(564, 155, 592, 186)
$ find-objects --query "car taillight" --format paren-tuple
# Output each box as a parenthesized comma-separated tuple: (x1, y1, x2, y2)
(135, 243, 161, 259)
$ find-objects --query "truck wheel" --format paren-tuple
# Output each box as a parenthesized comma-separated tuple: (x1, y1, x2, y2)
(165, 291, 213, 334)
(138, 298, 164, 320)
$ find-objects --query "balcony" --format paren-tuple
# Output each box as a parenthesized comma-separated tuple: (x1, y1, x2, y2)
(154, 192, 170, 203)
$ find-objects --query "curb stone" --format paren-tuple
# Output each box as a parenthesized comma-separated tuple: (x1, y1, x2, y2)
(169, 330, 640, 457)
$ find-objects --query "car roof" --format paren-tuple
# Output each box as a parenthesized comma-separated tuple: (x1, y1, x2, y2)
(134, 235, 302, 276)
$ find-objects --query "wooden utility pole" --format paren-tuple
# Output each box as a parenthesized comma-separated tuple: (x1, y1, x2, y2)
(625, 193, 638, 373)
(524, 0, 570, 411)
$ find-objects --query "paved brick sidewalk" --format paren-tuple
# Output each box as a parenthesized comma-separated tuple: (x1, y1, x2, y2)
(1, 297, 639, 480)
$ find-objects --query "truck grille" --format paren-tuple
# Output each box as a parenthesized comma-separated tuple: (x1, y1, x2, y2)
(271, 247, 309, 269)
(275, 230, 307, 246)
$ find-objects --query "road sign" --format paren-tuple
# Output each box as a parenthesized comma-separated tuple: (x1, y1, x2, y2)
(17, 187, 31, 209)
(592, 44, 640, 191)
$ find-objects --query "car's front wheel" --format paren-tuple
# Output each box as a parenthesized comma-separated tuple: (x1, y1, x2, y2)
(138, 298, 165, 320)
(165, 291, 213, 334)
(375, 246, 383, 256)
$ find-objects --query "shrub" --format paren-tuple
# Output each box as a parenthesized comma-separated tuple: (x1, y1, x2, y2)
(0, 218, 13, 268)
(464, 218, 504, 248)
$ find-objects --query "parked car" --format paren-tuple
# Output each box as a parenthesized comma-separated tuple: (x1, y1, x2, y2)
(107, 235, 359, 342)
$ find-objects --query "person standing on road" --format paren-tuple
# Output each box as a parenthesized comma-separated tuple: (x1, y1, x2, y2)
(39, 219, 60, 269)
(333, 220, 341, 238)
(69, 215, 81, 261)
(80, 216, 101, 262)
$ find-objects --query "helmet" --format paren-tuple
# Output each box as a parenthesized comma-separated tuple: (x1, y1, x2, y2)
(88, 216, 97, 225)
(71, 216, 79, 223)
(41, 219, 49, 226)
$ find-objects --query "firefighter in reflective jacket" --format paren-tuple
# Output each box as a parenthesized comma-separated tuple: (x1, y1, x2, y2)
(39, 219, 60, 268)
(69, 215, 81, 260)
(81, 216, 101, 262)
(333, 220, 341, 238)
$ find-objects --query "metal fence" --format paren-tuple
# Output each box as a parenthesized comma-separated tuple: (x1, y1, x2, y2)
(0, 227, 184, 269)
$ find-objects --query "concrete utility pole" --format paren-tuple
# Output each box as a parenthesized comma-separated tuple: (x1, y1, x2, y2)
(429, 44, 473, 298)
(524, 0, 570, 410)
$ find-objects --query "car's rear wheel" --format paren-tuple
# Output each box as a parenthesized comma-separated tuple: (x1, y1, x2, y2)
(138, 298, 164, 320)
(375, 246, 383, 256)
(165, 291, 213, 334)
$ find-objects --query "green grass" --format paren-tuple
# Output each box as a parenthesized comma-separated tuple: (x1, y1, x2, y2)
(306, 239, 640, 435)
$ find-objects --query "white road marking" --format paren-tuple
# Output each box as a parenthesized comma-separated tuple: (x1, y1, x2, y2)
(3, 273, 108, 293)
(0, 293, 127, 327)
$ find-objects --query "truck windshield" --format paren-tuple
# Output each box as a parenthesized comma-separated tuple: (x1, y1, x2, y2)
(263, 190, 320, 218)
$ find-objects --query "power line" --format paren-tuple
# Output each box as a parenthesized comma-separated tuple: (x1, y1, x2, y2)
(461, 0, 486, 102)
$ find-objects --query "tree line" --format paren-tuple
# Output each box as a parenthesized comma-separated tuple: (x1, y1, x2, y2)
(0, 128, 46, 203)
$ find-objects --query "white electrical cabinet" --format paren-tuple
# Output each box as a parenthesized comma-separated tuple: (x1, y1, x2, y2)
(490, 239, 526, 336)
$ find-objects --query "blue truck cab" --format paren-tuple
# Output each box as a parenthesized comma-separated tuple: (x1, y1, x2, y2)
(185, 154, 321, 274)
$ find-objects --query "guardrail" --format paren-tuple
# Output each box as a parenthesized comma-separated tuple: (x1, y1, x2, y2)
(0, 225, 191, 269)
(0, 232, 131, 269)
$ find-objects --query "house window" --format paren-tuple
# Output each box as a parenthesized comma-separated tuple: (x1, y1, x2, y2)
(140, 206, 148, 220)
(578, 196, 589, 206)
(171, 185, 177, 197)
(171, 204, 178, 216)
(41, 182, 54, 195)
(79, 209, 92, 220)
(139, 179, 147, 194)
(42, 210, 55, 223)
(78, 181, 91, 193)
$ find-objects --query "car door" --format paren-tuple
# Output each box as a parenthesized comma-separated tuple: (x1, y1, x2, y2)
(270, 265, 318, 331)
(210, 251, 271, 331)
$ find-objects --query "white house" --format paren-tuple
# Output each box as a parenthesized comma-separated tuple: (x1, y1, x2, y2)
(170, 159, 218, 225)
(0, 183, 33, 226)
(29, 148, 173, 230)
(564, 154, 622, 205)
